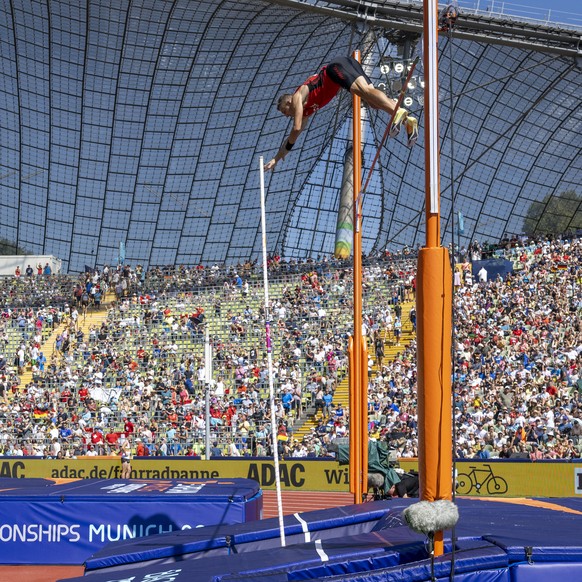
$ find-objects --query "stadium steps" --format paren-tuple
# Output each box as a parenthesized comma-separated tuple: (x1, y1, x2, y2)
(15, 291, 116, 391)
(380, 300, 416, 359)
(76, 307, 107, 338)
(74, 289, 116, 339)
(290, 300, 416, 443)
(15, 323, 67, 390)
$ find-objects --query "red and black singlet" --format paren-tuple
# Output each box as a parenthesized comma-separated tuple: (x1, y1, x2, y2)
(296, 67, 341, 118)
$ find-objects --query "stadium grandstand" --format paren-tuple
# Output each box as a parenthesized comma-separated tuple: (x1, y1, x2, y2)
(0, 235, 579, 461)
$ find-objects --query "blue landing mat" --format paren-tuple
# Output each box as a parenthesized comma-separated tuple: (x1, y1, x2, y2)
(59, 497, 582, 581)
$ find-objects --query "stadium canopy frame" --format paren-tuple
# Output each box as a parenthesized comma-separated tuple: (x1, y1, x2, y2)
(267, 0, 582, 56)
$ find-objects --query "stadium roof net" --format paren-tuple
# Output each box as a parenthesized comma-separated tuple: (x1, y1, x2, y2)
(0, 0, 580, 272)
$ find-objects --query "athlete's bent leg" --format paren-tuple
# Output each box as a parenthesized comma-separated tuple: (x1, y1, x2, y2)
(350, 77, 419, 146)
(350, 77, 398, 114)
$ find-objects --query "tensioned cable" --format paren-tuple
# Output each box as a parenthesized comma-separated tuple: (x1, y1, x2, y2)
(442, 54, 555, 101)
(440, 60, 575, 199)
(445, 12, 459, 582)
(383, 208, 424, 246)
(380, 53, 556, 247)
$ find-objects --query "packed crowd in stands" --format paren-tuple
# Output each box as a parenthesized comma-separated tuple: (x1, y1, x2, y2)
(0, 234, 579, 463)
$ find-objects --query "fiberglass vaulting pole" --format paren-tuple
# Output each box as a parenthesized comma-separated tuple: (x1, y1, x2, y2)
(417, 0, 453, 557)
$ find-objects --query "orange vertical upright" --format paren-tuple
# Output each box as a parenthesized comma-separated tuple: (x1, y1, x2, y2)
(351, 50, 364, 504)
(348, 337, 356, 494)
(360, 335, 369, 498)
(417, 0, 454, 557)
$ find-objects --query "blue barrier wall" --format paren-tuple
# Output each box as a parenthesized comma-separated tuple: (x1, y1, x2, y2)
(0, 478, 261, 564)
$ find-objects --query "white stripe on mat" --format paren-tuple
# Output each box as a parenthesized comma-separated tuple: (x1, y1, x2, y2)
(314, 539, 329, 562)
(293, 512, 311, 542)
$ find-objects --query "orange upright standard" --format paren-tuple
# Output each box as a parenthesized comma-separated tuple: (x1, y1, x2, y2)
(348, 50, 368, 504)
(416, 0, 454, 556)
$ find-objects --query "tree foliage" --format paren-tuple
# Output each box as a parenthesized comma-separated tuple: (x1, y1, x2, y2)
(0, 238, 28, 255)
(523, 190, 582, 236)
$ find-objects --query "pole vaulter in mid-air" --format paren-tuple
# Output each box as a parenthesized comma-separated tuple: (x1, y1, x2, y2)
(264, 55, 419, 172)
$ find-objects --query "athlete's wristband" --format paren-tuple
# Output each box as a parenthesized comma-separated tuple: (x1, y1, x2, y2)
(285, 140, 294, 151)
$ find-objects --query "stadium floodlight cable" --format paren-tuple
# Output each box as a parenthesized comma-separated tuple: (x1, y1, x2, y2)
(443, 6, 459, 580)
(259, 156, 286, 547)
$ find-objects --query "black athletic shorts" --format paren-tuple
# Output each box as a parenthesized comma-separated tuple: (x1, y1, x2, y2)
(326, 56, 372, 90)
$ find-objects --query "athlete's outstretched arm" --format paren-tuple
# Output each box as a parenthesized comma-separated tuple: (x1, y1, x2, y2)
(264, 89, 308, 172)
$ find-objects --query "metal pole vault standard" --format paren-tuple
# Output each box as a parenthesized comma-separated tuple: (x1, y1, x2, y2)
(350, 55, 418, 502)
(418, 0, 453, 557)
(259, 157, 286, 546)
(348, 50, 367, 504)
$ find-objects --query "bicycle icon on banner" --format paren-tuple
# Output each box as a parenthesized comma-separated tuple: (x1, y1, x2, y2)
(456, 464, 509, 495)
